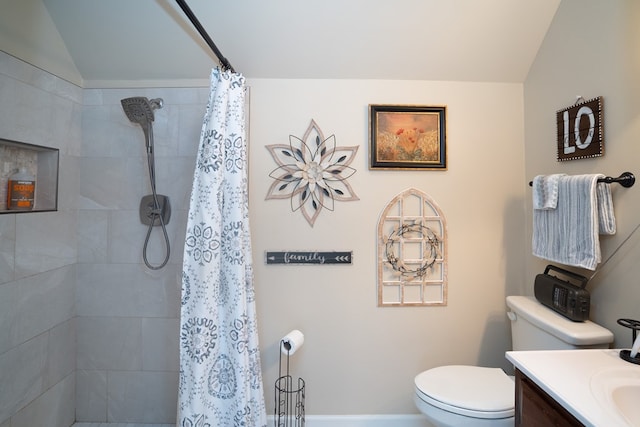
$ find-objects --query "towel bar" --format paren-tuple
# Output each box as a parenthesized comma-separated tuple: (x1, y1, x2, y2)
(528, 172, 635, 188)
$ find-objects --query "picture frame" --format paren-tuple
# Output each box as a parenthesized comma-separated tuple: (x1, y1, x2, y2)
(369, 104, 447, 170)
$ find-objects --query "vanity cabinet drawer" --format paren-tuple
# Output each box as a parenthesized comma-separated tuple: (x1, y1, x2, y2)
(515, 369, 584, 427)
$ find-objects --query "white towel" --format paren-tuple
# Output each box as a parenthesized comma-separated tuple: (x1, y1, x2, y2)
(532, 174, 616, 270)
(532, 174, 565, 209)
(597, 181, 616, 235)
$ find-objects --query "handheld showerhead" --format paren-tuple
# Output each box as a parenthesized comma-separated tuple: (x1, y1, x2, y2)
(120, 95, 171, 270)
(121, 97, 161, 125)
(121, 96, 164, 154)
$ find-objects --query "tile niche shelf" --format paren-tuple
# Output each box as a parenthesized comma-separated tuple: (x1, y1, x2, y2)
(0, 138, 59, 213)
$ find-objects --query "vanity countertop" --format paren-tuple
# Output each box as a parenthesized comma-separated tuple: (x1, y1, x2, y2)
(507, 349, 640, 427)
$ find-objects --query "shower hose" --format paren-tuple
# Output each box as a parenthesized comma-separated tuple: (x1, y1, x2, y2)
(143, 123, 170, 270)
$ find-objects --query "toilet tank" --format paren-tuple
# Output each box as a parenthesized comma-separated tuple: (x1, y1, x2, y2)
(506, 296, 614, 351)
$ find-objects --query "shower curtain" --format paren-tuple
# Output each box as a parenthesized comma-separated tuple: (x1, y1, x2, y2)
(178, 68, 267, 427)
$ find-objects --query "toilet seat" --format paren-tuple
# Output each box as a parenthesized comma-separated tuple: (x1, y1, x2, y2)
(414, 365, 514, 419)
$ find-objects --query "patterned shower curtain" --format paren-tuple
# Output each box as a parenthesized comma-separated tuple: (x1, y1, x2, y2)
(178, 68, 267, 427)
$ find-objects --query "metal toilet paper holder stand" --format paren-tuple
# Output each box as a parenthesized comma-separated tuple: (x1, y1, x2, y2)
(274, 339, 305, 426)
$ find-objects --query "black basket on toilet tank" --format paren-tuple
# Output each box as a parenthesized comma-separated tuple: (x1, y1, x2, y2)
(534, 264, 590, 322)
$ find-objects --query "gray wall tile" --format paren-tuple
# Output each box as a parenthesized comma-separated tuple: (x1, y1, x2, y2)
(142, 318, 179, 371)
(14, 212, 77, 279)
(75, 370, 107, 422)
(0, 266, 75, 355)
(77, 209, 109, 263)
(10, 373, 75, 427)
(78, 157, 144, 210)
(77, 316, 142, 371)
(107, 210, 145, 264)
(76, 264, 180, 318)
(107, 371, 178, 423)
(46, 318, 77, 389)
(0, 215, 15, 284)
(0, 334, 48, 422)
(57, 154, 80, 210)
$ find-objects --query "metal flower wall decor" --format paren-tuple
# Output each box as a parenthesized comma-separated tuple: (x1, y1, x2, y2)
(265, 119, 359, 226)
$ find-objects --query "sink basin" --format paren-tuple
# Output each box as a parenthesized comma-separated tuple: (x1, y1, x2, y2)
(590, 365, 640, 426)
(612, 385, 640, 425)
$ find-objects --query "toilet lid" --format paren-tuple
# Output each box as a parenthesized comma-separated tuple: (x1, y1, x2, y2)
(414, 365, 514, 418)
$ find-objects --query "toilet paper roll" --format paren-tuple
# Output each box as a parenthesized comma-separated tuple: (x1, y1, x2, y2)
(281, 329, 304, 355)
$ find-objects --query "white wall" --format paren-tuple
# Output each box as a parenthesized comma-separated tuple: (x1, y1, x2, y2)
(524, 0, 640, 347)
(247, 78, 527, 413)
(0, 0, 82, 86)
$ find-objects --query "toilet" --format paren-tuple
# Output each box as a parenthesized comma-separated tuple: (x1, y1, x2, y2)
(413, 296, 614, 427)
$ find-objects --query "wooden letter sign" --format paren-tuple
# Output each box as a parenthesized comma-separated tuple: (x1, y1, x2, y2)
(556, 96, 603, 161)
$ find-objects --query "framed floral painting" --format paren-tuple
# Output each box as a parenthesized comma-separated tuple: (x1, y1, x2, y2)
(369, 104, 447, 170)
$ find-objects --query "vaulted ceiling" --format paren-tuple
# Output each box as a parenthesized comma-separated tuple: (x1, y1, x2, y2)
(7, 0, 561, 87)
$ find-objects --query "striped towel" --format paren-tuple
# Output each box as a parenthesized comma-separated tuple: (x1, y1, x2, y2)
(597, 181, 616, 235)
(532, 174, 565, 210)
(532, 174, 616, 270)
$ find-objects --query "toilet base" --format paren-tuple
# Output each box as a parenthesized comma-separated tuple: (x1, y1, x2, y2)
(414, 394, 513, 427)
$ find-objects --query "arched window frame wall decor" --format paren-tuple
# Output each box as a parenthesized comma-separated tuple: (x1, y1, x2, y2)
(377, 188, 447, 307)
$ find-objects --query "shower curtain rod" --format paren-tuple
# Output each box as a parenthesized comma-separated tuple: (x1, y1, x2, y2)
(174, 0, 236, 73)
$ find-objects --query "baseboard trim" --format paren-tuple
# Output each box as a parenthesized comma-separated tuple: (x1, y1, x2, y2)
(73, 414, 430, 427)
(267, 414, 430, 426)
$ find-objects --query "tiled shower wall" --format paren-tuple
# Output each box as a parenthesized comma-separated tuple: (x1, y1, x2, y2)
(75, 87, 205, 424)
(0, 51, 209, 425)
(0, 52, 80, 427)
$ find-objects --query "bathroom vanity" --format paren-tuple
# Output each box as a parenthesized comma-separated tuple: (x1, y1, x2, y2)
(514, 368, 582, 426)
(507, 349, 640, 427)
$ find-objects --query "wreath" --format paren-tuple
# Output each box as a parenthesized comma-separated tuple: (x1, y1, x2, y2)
(384, 222, 440, 278)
